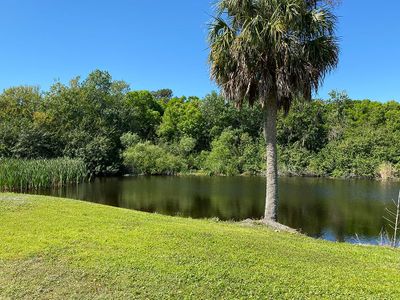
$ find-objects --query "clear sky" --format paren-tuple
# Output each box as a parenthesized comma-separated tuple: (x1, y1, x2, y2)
(0, 1, 399, 101)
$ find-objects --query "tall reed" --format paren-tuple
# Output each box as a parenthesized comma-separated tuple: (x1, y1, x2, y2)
(0, 158, 87, 192)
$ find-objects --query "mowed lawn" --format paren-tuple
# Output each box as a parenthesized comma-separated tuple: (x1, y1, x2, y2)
(0, 194, 399, 299)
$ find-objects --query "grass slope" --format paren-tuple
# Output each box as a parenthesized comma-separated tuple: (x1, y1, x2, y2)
(0, 194, 399, 299)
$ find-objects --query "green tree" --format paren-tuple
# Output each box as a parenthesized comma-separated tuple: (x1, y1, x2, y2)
(278, 100, 328, 152)
(44, 70, 129, 175)
(203, 129, 242, 176)
(203, 128, 264, 176)
(208, 0, 339, 222)
(325, 91, 351, 141)
(122, 91, 163, 140)
(0, 86, 60, 158)
(201, 92, 263, 143)
(157, 97, 205, 146)
(152, 89, 173, 104)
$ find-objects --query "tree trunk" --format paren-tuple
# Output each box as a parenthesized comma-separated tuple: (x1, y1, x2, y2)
(263, 97, 278, 222)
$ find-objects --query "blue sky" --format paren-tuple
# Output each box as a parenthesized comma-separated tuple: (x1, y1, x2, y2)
(0, 0, 399, 101)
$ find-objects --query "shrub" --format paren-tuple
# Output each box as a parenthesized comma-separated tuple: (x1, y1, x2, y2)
(278, 143, 312, 176)
(240, 134, 265, 175)
(123, 142, 183, 175)
(378, 162, 396, 180)
(202, 129, 264, 176)
(120, 132, 141, 149)
(202, 129, 241, 176)
(308, 139, 381, 179)
(76, 135, 121, 176)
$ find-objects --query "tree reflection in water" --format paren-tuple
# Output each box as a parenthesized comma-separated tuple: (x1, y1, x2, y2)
(40, 176, 399, 244)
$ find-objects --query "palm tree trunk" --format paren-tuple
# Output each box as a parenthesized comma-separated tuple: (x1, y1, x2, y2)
(263, 96, 278, 222)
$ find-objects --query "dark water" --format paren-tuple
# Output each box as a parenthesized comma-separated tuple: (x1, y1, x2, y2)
(43, 176, 400, 244)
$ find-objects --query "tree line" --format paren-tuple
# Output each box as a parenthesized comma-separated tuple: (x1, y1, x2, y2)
(0, 70, 399, 179)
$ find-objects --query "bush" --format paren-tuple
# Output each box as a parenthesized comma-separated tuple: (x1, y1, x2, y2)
(377, 162, 396, 180)
(123, 142, 183, 175)
(202, 129, 241, 176)
(308, 139, 381, 178)
(202, 129, 264, 176)
(120, 132, 141, 149)
(74, 135, 121, 176)
(240, 134, 265, 175)
(278, 143, 313, 176)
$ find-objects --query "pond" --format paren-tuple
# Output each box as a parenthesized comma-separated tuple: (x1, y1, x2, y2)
(43, 176, 400, 245)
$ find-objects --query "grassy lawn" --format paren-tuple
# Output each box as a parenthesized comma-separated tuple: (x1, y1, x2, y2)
(0, 194, 399, 299)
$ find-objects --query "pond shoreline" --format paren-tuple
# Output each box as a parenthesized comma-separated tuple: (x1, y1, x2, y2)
(33, 175, 399, 245)
(123, 171, 400, 182)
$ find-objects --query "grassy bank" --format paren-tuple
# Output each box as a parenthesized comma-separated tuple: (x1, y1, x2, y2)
(1, 194, 399, 299)
(0, 158, 87, 191)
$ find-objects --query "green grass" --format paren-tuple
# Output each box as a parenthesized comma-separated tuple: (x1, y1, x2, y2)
(0, 194, 399, 299)
(0, 158, 87, 191)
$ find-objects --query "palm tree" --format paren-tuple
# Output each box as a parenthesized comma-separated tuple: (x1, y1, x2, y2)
(208, 0, 339, 224)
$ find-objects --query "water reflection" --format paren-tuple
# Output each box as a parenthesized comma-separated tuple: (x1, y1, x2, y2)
(41, 176, 400, 244)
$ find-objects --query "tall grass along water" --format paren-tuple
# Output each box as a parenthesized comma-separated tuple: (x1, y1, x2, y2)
(0, 158, 87, 191)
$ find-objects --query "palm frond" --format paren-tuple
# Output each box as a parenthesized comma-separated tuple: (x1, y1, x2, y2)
(208, 0, 339, 111)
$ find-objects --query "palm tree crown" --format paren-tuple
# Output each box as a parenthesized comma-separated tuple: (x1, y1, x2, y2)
(209, 0, 339, 110)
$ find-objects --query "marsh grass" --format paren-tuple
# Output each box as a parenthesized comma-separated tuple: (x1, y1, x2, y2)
(0, 158, 87, 192)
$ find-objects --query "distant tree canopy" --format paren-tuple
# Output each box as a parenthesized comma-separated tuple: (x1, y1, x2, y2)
(0, 70, 399, 179)
(152, 89, 173, 102)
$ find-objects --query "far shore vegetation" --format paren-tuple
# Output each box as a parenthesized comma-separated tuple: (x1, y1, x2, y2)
(1, 71, 400, 192)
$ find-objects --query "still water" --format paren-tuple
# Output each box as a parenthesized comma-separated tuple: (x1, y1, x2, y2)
(43, 176, 400, 244)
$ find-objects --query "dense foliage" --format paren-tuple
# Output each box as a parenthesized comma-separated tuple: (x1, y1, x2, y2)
(123, 142, 182, 176)
(0, 71, 399, 179)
